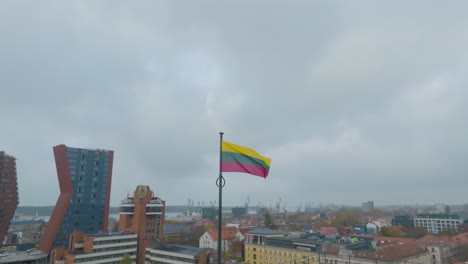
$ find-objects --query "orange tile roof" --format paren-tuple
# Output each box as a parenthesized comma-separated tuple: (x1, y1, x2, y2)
(353, 243, 427, 261)
(208, 228, 238, 241)
(372, 236, 415, 247)
(452, 233, 468, 244)
(416, 234, 451, 245)
(320, 227, 338, 235)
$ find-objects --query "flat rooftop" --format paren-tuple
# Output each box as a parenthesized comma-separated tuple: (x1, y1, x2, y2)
(88, 231, 136, 237)
(0, 251, 47, 263)
(153, 244, 209, 256)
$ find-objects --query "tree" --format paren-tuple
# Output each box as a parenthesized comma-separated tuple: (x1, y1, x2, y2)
(111, 220, 120, 232)
(439, 228, 457, 236)
(120, 255, 132, 264)
(226, 239, 243, 259)
(288, 225, 303, 231)
(379, 226, 403, 237)
(264, 212, 273, 229)
(405, 226, 428, 239)
(329, 208, 362, 228)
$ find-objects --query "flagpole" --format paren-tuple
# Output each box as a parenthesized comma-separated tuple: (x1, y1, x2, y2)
(216, 132, 225, 264)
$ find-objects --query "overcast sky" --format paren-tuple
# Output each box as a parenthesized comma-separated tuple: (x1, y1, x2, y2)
(1, 1, 468, 209)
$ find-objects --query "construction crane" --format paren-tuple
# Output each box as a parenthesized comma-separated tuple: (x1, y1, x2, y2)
(244, 196, 251, 213)
(185, 199, 194, 216)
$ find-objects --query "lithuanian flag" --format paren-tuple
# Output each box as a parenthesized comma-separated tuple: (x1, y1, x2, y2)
(221, 141, 271, 178)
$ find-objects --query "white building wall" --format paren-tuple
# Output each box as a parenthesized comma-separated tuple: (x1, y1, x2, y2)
(199, 232, 214, 249)
(414, 217, 462, 234)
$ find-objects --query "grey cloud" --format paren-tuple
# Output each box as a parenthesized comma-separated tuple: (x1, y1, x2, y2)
(1, 1, 468, 207)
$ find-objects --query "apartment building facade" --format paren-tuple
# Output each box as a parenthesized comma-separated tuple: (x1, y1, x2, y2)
(0, 151, 19, 247)
(38, 145, 114, 253)
(414, 214, 465, 234)
(50, 231, 137, 264)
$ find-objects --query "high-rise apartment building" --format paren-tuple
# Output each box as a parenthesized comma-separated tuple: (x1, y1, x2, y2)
(0, 151, 19, 247)
(119, 185, 165, 264)
(38, 145, 114, 253)
(362, 201, 374, 213)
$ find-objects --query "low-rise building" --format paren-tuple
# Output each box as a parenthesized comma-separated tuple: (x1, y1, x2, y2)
(414, 214, 465, 234)
(163, 224, 202, 247)
(199, 227, 244, 254)
(244, 228, 431, 264)
(145, 241, 210, 264)
(50, 231, 138, 264)
(416, 234, 452, 264)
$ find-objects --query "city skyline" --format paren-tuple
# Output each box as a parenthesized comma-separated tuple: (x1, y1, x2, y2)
(2, 1, 468, 208)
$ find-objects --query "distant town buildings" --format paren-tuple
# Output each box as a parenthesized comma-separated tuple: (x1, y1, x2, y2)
(0, 151, 19, 248)
(391, 214, 414, 227)
(244, 228, 432, 264)
(201, 207, 218, 221)
(8, 218, 45, 245)
(4, 144, 468, 264)
(38, 145, 114, 253)
(361, 201, 374, 213)
(231, 207, 247, 218)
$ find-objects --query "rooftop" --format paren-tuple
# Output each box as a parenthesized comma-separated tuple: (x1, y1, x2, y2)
(320, 227, 338, 235)
(416, 234, 451, 245)
(415, 213, 461, 219)
(246, 227, 285, 235)
(89, 231, 136, 238)
(208, 228, 239, 241)
(0, 250, 46, 263)
(10, 219, 44, 226)
(353, 243, 427, 262)
(64, 145, 112, 152)
(153, 244, 210, 256)
(265, 235, 375, 253)
(164, 224, 192, 235)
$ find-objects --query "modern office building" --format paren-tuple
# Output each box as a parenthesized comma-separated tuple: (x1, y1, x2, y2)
(0, 151, 19, 247)
(38, 145, 114, 253)
(414, 213, 465, 234)
(49, 230, 137, 264)
(119, 185, 165, 264)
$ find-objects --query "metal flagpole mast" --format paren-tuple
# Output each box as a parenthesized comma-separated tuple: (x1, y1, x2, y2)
(216, 132, 225, 264)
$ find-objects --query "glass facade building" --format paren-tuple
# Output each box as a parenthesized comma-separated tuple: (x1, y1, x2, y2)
(38, 145, 114, 253)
